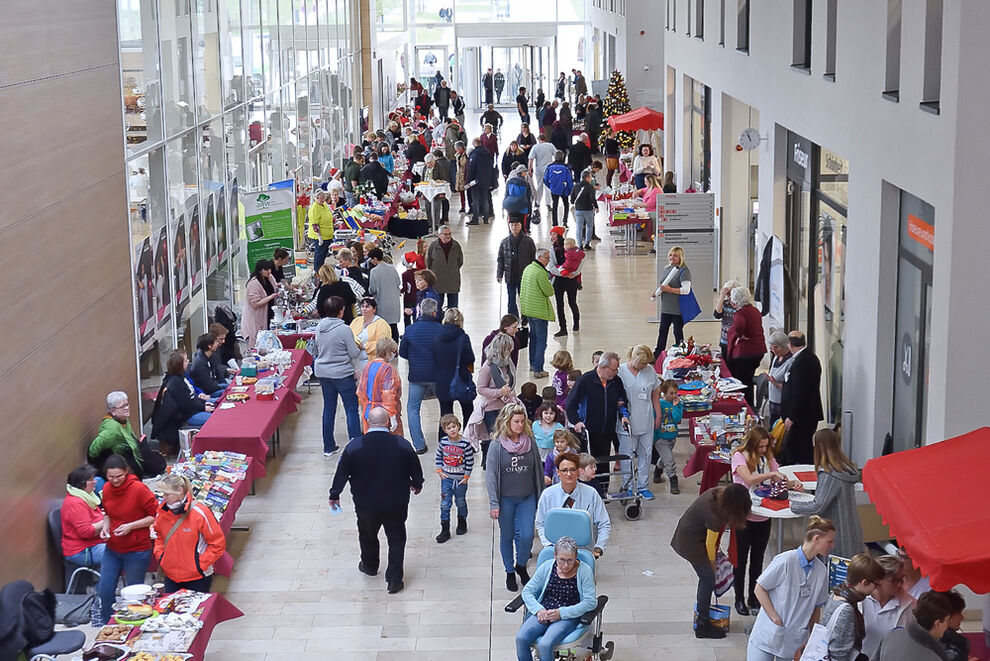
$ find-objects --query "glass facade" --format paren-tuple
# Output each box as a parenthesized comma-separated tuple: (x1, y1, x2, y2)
(120, 0, 361, 423)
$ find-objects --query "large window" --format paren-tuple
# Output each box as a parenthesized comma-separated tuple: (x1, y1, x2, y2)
(690, 79, 711, 192)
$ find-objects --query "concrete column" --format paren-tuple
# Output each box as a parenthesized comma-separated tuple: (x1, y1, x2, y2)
(718, 94, 756, 289)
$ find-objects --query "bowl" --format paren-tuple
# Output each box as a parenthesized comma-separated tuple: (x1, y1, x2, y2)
(120, 583, 152, 602)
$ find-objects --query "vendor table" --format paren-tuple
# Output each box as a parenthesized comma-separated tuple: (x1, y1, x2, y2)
(608, 202, 652, 256)
(115, 593, 243, 661)
(750, 490, 816, 557)
(654, 351, 749, 419)
(683, 417, 733, 493)
(191, 350, 312, 477)
(276, 331, 314, 349)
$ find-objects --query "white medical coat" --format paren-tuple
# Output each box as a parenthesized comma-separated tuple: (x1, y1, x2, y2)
(748, 548, 829, 659)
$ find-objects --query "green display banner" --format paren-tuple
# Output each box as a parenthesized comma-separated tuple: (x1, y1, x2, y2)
(246, 236, 294, 270)
(243, 188, 295, 269)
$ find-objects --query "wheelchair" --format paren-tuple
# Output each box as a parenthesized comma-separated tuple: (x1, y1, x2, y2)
(505, 508, 615, 660)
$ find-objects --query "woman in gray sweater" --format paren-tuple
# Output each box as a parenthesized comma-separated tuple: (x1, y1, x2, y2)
(820, 553, 885, 661)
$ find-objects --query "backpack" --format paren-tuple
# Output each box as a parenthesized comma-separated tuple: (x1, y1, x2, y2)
(502, 179, 529, 213)
(0, 581, 56, 658)
(545, 165, 574, 196)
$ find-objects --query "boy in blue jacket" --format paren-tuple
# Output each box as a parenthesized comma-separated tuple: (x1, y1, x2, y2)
(543, 151, 575, 228)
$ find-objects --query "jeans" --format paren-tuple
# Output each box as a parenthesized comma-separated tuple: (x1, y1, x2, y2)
(654, 312, 685, 355)
(439, 478, 468, 521)
(618, 429, 653, 491)
(734, 518, 772, 602)
(515, 613, 582, 661)
(505, 280, 522, 317)
(406, 381, 432, 451)
(497, 494, 536, 572)
(472, 186, 493, 223)
(314, 240, 332, 270)
(633, 173, 647, 189)
(553, 278, 580, 331)
(654, 437, 677, 477)
(356, 504, 408, 584)
(551, 193, 570, 226)
(99, 547, 152, 624)
(439, 292, 459, 309)
(527, 318, 548, 372)
(345, 191, 356, 207)
(691, 561, 717, 618)
(574, 209, 594, 246)
(186, 411, 211, 427)
(164, 575, 212, 593)
(66, 544, 105, 569)
(319, 375, 362, 453)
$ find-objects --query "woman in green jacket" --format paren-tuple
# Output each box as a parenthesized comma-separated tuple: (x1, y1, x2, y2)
(88, 391, 164, 479)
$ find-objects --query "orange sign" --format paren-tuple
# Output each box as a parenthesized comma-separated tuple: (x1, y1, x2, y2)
(907, 214, 934, 251)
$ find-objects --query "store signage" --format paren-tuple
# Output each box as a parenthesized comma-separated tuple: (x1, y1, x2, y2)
(907, 213, 934, 251)
(786, 131, 813, 183)
(793, 143, 810, 170)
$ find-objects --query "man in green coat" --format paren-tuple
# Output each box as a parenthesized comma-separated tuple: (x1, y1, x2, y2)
(519, 248, 555, 378)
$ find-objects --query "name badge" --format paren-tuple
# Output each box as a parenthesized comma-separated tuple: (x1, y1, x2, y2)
(799, 585, 812, 598)
(638, 391, 649, 400)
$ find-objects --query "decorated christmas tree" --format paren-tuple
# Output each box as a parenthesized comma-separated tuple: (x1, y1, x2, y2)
(598, 69, 635, 151)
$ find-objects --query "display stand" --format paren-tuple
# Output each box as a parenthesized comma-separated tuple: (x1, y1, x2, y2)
(650, 193, 717, 322)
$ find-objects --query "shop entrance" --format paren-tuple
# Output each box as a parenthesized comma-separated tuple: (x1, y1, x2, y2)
(478, 44, 552, 107)
(415, 45, 452, 95)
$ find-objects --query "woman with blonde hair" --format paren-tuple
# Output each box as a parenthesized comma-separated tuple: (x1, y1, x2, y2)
(790, 428, 863, 559)
(650, 246, 692, 358)
(469, 333, 519, 469)
(616, 344, 661, 500)
(315, 262, 358, 323)
(152, 473, 226, 593)
(713, 278, 742, 358)
(356, 337, 402, 434)
(485, 403, 544, 592)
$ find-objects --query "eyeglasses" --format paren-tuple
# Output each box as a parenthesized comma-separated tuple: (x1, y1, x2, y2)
(557, 467, 578, 473)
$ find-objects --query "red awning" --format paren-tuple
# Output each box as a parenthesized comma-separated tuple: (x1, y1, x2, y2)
(862, 427, 990, 592)
(607, 107, 663, 132)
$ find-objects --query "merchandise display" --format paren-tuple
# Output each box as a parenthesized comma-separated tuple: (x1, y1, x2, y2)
(154, 451, 251, 520)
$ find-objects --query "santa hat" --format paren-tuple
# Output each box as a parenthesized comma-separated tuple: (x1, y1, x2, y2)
(403, 251, 425, 270)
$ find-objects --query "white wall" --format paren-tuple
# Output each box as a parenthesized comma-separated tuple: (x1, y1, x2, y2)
(624, 1, 664, 109)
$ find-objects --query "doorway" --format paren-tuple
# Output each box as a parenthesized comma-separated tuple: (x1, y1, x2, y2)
(415, 45, 451, 94)
(478, 45, 552, 107)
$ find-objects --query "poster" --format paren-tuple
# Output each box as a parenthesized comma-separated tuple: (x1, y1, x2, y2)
(828, 555, 850, 592)
(173, 213, 190, 320)
(205, 193, 218, 274)
(217, 186, 228, 265)
(243, 187, 295, 270)
(134, 238, 155, 346)
(187, 206, 202, 294)
(153, 226, 172, 326)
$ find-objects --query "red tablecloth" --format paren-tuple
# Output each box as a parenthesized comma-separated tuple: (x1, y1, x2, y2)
(117, 593, 242, 661)
(191, 350, 312, 477)
(277, 331, 314, 349)
(964, 632, 990, 661)
(683, 418, 733, 492)
(655, 351, 748, 418)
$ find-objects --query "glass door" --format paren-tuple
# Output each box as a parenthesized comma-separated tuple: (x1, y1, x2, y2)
(415, 46, 448, 94)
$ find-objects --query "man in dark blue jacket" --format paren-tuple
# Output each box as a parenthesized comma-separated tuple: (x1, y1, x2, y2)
(189, 332, 226, 397)
(398, 298, 443, 454)
(328, 407, 424, 594)
(466, 138, 494, 225)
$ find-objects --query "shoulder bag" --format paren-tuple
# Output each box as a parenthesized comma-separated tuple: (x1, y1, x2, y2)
(678, 268, 702, 323)
(448, 338, 477, 402)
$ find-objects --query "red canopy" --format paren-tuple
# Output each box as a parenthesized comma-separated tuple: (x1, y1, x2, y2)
(607, 107, 663, 132)
(862, 427, 990, 592)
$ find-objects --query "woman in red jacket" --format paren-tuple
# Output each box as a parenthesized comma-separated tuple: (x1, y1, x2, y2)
(61, 464, 106, 569)
(725, 286, 766, 408)
(153, 474, 226, 593)
(98, 455, 158, 624)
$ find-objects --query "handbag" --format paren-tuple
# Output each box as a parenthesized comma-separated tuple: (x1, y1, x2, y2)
(678, 268, 703, 323)
(448, 339, 477, 401)
(713, 551, 734, 597)
(605, 156, 619, 170)
(516, 326, 529, 350)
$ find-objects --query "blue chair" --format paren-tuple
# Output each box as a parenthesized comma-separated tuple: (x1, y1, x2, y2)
(27, 630, 87, 661)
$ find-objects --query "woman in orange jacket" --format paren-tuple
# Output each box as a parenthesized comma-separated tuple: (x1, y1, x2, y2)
(153, 474, 226, 593)
(356, 337, 403, 435)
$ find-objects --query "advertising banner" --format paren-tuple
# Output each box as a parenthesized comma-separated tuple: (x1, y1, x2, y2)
(243, 187, 295, 268)
(153, 226, 172, 327)
(135, 238, 155, 347)
(187, 205, 203, 295)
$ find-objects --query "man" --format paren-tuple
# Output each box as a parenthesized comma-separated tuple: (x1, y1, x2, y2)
(516, 86, 530, 124)
(398, 298, 443, 454)
(272, 247, 290, 283)
(574, 69, 588, 100)
(426, 225, 463, 309)
(434, 80, 451, 119)
(539, 100, 557, 140)
(450, 90, 465, 126)
(328, 407, 424, 595)
(483, 68, 494, 106)
(359, 152, 389, 199)
(566, 352, 630, 496)
(568, 133, 593, 182)
(309, 189, 335, 269)
(493, 68, 505, 104)
(481, 104, 503, 132)
(367, 248, 401, 341)
(466, 137, 494, 225)
(519, 248, 556, 378)
(528, 134, 557, 220)
(404, 134, 427, 172)
(480, 123, 499, 164)
(585, 103, 603, 154)
(342, 149, 364, 206)
(535, 452, 610, 558)
(876, 591, 953, 661)
(496, 216, 537, 316)
(189, 333, 226, 397)
(779, 331, 824, 465)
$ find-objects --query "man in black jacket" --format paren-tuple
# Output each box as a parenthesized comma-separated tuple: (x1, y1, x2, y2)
(190, 333, 226, 396)
(496, 217, 537, 318)
(328, 407, 424, 594)
(359, 152, 390, 199)
(568, 133, 593, 181)
(466, 138, 494, 225)
(566, 351, 630, 495)
(434, 80, 451, 119)
(779, 331, 824, 465)
(585, 103, 603, 154)
(480, 104, 503, 132)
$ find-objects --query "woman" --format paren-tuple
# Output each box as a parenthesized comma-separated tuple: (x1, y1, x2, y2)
(482, 314, 522, 368)
(638, 174, 664, 244)
(602, 128, 620, 188)
(162, 350, 214, 428)
(662, 170, 677, 193)
(315, 263, 358, 325)
(242, 259, 278, 349)
(88, 391, 164, 479)
(502, 141, 528, 181)
(516, 123, 536, 155)
(515, 536, 597, 661)
(404, 268, 443, 320)
(377, 142, 394, 174)
(554, 72, 566, 100)
(433, 306, 475, 428)
(547, 227, 581, 336)
(550, 121, 569, 154)
(98, 455, 158, 624)
(712, 279, 741, 358)
(790, 428, 864, 559)
(349, 297, 392, 369)
(558, 102, 573, 134)
(748, 516, 836, 661)
(470, 333, 520, 469)
(357, 337, 402, 435)
(61, 465, 106, 569)
(616, 345, 662, 500)
(570, 168, 598, 251)
(650, 246, 692, 358)
(486, 404, 544, 592)
(725, 286, 766, 408)
(766, 331, 793, 421)
(153, 474, 226, 593)
(632, 143, 661, 189)
(731, 427, 803, 616)
(820, 554, 885, 661)
(313, 295, 361, 456)
(453, 141, 468, 212)
(670, 484, 752, 638)
(861, 555, 915, 659)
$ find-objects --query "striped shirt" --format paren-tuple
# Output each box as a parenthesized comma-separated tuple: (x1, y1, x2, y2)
(435, 436, 474, 477)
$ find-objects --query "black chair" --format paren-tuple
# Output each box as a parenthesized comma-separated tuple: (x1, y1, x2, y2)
(27, 630, 86, 661)
(46, 508, 100, 593)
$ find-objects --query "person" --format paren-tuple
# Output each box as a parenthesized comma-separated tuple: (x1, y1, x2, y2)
(939, 590, 971, 661)
(349, 297, 391, 370)
(398, 298, 443, 454)
(450, 90, 465, 125)
(152, 474, 226, 593)
(315, 263, 358, 325)
(748, 516, 836, 660)
(568, 134, 592, 183)
(97, 455, 158, 624)
(160, 350, 214, 427)
(481, 123, 500, 162)
(423, 151, 452, 227)
(549, 349, 574, 409)
(453, 141, 469, 212)
(875, 591, 954, 661)
(466, 137, 494, 225)
(309, 189, 335, 269)
(543, 429, 581, 485)
(585, 103, 602, 155)
(404, 136, 426, 178)
(519, 381, 542, 420)
(651, 378, 683, 492)
(725, 286, 766, 408)
(779, 330, 824, 465)
(271, 247, 290, 283)
(538, 99, 552, 134)
(551, 121, 569, 156)
(377, 142, 394, 174)
(481, 104, 503, 132)
(242, 259, 278, 348)
(790, 427, 864, 558)
(516, 122, 536, 156)
(712, 279, 740, 358)
(503, 166, 533, 232)
(356, 336, 402, 436)
(536, 452, 610, 558)
(860, 555, 915, 658)
(533, 403, 565, 461)
(483, 68, 494, 105)
(61, 465, 106, 569)
(343, 150, 365, 205)
(670, 484, 752, 639)
(482, 314, 522, 368)
(189, 332, 226, 397)
(405, 268, 442, 320)
(819, 553, 886, 661)
(366, 248, 401, 341)
(638, 174, 664, 244)
(570, 168, 598, 251)
(602, 128, 620, 188)
(432, 307, 475, 436)
(434, 414, 474, 543)
(574, 70, 588, 100)
(89, 391, 163, 479)
(615, 345, 662, 500)
(313, 296, 361, 457)
(554, 72, 566, 100)
(434, 79, 451, 118)
(650, 246, 692, 358)
(544, 151, 574, 228)
(519, 249, 556, 378)
(426, 225, 463, 309)
(549, 235, 584, 338)
(486, 404, 544, 592)
(496, 217, 537, 318)
(469, 333, 519, 469)
(566, 352, 630, 496)
(328, 407, 424, 595)
(493, 68, 505, 103)
(515, 535, 597, 661)
(516, 86, 530, 124)
(359, 152, 390, 200)
(766, 331, 794, 421)
(502, 141, 528, 181)
(529, 136, 557, 219)
(632, 143, 661, 189)
(662, 170, 677, 193)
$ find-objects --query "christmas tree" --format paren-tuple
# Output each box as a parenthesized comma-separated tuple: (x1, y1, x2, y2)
(598, 69, 635, 151)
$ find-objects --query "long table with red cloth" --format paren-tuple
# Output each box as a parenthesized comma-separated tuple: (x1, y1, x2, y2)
(682, 417, 735, 493)
(115, 593, 243, 661)
(191, 350, 312, 477)
(276, 331, 314, 349)
(654, 351, 749, 419)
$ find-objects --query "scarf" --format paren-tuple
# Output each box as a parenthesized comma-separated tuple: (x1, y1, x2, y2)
(66, 484, 101, 509)
(500, 432, 532, 455)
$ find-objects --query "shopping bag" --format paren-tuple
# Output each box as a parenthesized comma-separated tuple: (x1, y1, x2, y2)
(798, 601, 849, 661)
(713, 551, 734, 597)
(679, 290, 702, 323)
(693, 601, 730, 632)
(516, 326, 530, 350)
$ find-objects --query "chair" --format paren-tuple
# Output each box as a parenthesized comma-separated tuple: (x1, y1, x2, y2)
(505, 509, 614, 660)
(27, 630, 87, 661)
(46, 509, 99, 594)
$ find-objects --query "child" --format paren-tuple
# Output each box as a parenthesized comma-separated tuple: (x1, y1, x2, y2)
(558, 238, 585, 287)
(434, 414, 474, 543)
(550, 350, 574, 409)
(565, 369, 583, 426)
(519, 381, 541, 421)
(577, 452, 598, 488)
(544, 429, 582, 485)
(400, 251, 423, 329)
(533, 403, 565, 461)
(591, 351, 603, 368)
(653, 379, 684, 494)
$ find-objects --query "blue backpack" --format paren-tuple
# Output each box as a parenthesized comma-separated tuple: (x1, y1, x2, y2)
(544, 165, 574, 196)
(502, 178, 529, 213)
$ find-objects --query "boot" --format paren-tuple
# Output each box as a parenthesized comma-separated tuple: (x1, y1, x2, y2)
(480, 440, 491, 470)
(455, 516, 467, 535)
(734, 598, 750, 616)
(694, 614, 726, 639)
(669, 475, 680, 494)
(515, 564, 530, 586)
(653, 463, 664, 483)
(435, 520, 451, 544)
(506, 572, 518, 592)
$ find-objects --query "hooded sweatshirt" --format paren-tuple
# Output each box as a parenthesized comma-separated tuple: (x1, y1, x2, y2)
(101, 474, 158, 554)
(789, 467, 863, 559)
(313, 316, 360, 380)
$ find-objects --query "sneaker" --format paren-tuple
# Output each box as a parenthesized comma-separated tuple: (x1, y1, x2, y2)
(638, 488, 656, 501)
(553, 329, 568, 338)
(532, 371, 549, 378)
(323, 447, 340, 457)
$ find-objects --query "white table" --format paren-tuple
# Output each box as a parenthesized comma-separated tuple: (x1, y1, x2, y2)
(779, 464, 818, 491)
(750, 490, 815, 556)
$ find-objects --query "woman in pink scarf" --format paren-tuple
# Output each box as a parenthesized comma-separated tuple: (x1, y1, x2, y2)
(485, 403, 544, 593)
